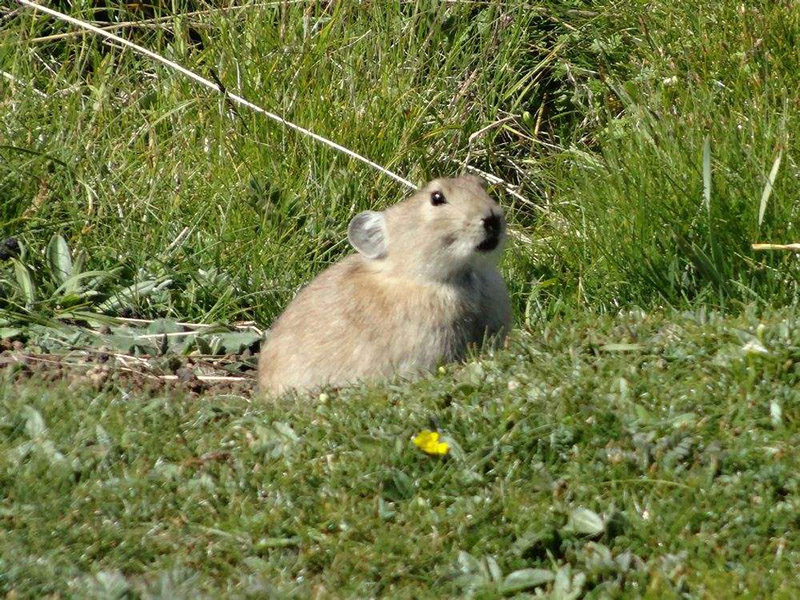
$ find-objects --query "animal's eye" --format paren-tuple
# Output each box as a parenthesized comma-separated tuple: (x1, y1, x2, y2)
(431, 191, 447, 206)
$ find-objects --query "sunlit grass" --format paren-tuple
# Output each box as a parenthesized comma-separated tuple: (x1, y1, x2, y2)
(3, 309, 800, 597)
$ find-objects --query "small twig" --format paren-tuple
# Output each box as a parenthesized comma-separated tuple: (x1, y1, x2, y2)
(81, 325, 261, 340)
(105, 316, 261, 332)
(464, 165, 542, 212)
(3, 354, 63, 367)
(1, 7, 22, 22)
(463, 114, 518, 168)
(153, 373, 252, 383)
(506, 226, 533, 245)
(163, 226, 191, 255)
(15, 0, 416, 190)
(112, 362, 254, 381)
(109, 353, 151, 366)
(467, 115, 518, 146)
(130, 331, 204, 339)
(752, 243, 800, 251)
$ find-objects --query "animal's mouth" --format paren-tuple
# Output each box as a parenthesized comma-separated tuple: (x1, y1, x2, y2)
(476, 233, 500, 253)
(477, 211, 503, 253)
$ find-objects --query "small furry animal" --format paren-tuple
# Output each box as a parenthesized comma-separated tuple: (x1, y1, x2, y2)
(258, 175, 512, 395)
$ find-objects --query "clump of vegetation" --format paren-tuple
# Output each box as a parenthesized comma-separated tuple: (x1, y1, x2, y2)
(549, 2, 800, 309)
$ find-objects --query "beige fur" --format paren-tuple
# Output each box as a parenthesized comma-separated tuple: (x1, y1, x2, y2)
(258, 175, 512, 395)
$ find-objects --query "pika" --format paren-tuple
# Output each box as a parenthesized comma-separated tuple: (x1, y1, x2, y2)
(258, 175, 512, 395)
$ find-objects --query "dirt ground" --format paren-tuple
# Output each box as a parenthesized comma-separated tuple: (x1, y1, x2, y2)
(0, 339, 257, 397)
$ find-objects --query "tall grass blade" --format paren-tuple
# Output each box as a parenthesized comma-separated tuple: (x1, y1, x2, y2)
(702, 136, 711, 214)
(13, 0, 416, 190)
(758, 150, 782, 227)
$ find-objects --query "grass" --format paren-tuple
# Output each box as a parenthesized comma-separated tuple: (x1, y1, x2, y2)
(3, 309, 800, 597)
(550, 1, 800, 309)
(3, 0, 572, 324)
(2, 0, 800, 597)
(2, 2, 798, 325)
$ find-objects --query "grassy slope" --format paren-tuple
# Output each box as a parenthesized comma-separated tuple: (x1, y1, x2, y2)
(3, 309, 800, 598)
(3, 2, 797, 324)
(2, 0, 800, 597)
(3, 0, 567, 323)
(552, 1, 800, 309)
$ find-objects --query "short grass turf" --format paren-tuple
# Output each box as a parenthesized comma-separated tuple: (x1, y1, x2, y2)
(3, 308, 800, 598)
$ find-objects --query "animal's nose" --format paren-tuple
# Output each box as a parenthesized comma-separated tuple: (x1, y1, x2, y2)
(482, 213, 501, 237)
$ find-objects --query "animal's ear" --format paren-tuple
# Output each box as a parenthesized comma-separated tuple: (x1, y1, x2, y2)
(347, 211, 387, 259)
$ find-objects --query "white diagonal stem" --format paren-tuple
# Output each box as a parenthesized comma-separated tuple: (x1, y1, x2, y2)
(14, 0, 417, 190)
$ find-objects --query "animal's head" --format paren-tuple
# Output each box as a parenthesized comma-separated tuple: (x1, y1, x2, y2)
(347, 175, 506, 281)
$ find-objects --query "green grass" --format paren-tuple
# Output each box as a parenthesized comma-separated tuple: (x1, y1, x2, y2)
(550, 2, 800, 309)
(3, 1, 797, 324)
(3, 0, 800, 597)
(3, 2, 799, 327)
(3, 0, 573, 324)
(3, 309, 800, 597)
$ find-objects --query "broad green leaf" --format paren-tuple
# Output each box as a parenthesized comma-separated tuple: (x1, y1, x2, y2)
(55, 292, 100, 310)
(209, 335, 224, 355)
(273, 421, 299, 442)
(36, 438, 66, 466)
(193, 336, 213, 355)
(99, 279, 171, 312)
(551, 566, 586, 600)
(89, 570, 130, 598)
(671, 412, 697, 429)
(771, 400, 782, 427)
(46, 234, 73, 286)
(72, 250, 87, 278)
(102, 334, 157, 354)
(741, 339, 769, 356)
(499, 568, 554, 593)
(145, 319, 183, 334)
(581, 541, 615, 571)
(12, 259, 36, 307)
(484, 556, 503, 583)
(23, 405, 46, 438)
(390, 468, 414, 499)
(53, 270, 114, 297)
(378, 498, 395, 520)
(563, 507, 605, 536)
(209, 331, 262, 354)
(456, 551, 484, 576)
(0, 327, 22, 339)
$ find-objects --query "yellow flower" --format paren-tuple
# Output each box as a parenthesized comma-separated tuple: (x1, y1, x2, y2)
(412, 429, 449, 456)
